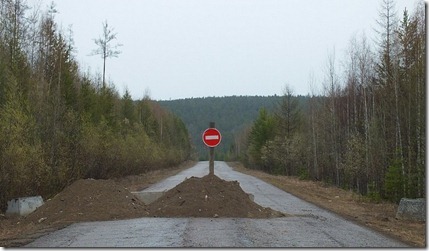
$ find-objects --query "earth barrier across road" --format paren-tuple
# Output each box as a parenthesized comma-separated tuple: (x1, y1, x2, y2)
(26, 161, 408, 248)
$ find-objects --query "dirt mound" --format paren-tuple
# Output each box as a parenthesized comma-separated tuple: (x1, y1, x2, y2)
(145, 174, 286, 218)
(24, 175, 284, 226)
(25, 179, 148, 226)
(1, 170, 286, 247)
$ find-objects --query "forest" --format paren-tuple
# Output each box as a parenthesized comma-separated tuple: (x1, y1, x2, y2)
(0, 1, 191, 211)
(242, 0, 425, 203)
(159, 95, 287, 160)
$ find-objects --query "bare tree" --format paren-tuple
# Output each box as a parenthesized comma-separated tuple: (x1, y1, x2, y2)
(413, 2, 425, 198)
(325, 48, 341, 186)
(90, 20, 122, 88)
(356, 33, 375, 193)
(375, 0, 397, 84)
(307, 72, 319, 180)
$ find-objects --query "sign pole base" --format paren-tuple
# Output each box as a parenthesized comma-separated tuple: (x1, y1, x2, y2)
(209, 147, 214, 175)
(209, 122, 215, 175)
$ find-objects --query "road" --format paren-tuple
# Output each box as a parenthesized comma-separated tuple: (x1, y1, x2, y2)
(25, 161, 408, 248)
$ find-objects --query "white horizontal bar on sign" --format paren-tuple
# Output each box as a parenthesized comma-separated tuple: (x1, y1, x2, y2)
(205, 135, 219, 140)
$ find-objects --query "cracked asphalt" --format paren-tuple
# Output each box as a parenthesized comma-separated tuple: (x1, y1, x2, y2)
(25, 161, 408, 248)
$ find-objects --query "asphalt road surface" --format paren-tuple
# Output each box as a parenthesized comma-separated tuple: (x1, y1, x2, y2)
(26, 161, 408, 248)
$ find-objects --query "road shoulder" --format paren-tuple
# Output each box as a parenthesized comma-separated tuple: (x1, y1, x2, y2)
(227, 161, 425, 248)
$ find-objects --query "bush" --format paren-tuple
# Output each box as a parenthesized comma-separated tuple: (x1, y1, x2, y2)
(384, 158, 404, 203)
(298, 167, 310, 180)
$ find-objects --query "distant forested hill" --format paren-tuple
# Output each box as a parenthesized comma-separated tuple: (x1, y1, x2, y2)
(158, 95, 308, 160)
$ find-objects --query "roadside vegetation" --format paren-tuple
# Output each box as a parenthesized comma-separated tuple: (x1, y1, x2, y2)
(241, 0, 425, 204)
(0, 1, 191, 212)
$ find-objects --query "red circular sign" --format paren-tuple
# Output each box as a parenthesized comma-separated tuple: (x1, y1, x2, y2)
(202, 128, 222, 147)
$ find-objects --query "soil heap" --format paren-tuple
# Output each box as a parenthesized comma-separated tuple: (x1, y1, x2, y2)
(25, 179, 149, 226)
(24, 174, 284, 226)
(145, 174, 286, 218)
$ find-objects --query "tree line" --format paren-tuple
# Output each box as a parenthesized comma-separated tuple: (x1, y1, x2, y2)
(159, 95, 286, 160)
(0, 1, 191, 211)
(242, 0, 425, 203)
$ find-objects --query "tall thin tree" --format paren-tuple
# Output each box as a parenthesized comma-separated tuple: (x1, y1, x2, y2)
(90, 20, 122, 88)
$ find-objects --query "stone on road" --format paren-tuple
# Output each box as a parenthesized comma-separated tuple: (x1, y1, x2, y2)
(26, 161, 408, 248)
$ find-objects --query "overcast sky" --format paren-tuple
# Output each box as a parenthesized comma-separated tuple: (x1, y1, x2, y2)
(28, 0, 420, 101)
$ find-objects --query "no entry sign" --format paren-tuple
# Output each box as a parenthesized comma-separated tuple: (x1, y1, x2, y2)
(202, 128, 222, 147)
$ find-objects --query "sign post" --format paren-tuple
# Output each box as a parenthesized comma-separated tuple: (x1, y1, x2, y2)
(202, 122, 222, 175)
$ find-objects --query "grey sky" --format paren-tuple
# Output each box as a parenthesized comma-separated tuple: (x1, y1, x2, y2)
(29, 0, 419, 100)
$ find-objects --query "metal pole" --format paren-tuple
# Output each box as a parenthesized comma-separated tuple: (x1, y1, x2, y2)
(209, 122, 215, 175)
